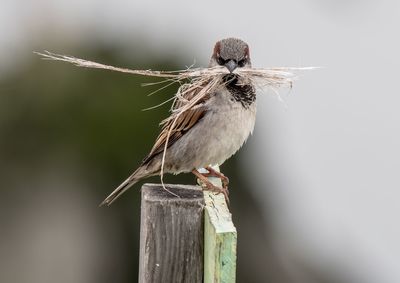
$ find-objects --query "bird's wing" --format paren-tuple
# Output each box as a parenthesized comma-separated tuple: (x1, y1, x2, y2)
(101, 89, 209, 206)
(142, 104, 207, 165)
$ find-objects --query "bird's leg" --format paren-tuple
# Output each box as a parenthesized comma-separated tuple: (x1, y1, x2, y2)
(204, 166, 229, 191)
(192, 169, 230, 203)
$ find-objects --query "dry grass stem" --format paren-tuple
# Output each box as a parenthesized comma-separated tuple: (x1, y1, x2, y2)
(35, 51, 316, 193)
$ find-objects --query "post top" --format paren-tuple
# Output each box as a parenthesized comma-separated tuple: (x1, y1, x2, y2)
(142, 183, 203, 202)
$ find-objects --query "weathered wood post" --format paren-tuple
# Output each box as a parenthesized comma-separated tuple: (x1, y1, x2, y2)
(138, 169, 237, 283)
(138, 184, 204, 283)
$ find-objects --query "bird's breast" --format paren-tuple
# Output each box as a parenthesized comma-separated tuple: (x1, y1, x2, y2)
(163, 88, 257, 172)
(200, 88, 257, 165)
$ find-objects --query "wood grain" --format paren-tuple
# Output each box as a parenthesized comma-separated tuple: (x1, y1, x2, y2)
(138, 183, 204, 283)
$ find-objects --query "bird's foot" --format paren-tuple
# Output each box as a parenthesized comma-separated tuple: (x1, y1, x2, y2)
(204, 166, 229, 190)
(192, 169, 230, 204)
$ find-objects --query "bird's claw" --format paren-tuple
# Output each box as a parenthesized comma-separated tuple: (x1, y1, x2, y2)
(200, 180, 230, 204)
(192, 168, 230, 204)
(204, 166, 230, 190)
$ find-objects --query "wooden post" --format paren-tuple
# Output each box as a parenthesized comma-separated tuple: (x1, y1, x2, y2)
(138, 172, 237, 283)
(138, 183, 204, 283)
(200, 168, 237, 283)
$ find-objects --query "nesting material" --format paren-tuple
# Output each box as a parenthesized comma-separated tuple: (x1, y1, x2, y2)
(35, 51, 315, 184)
(35, 50, 314, 119)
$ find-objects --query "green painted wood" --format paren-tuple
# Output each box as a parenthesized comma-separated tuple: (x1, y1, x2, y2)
(200, 167, 237, 283)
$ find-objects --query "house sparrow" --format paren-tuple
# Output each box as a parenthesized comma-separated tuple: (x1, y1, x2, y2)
(101, 38, 256, 206)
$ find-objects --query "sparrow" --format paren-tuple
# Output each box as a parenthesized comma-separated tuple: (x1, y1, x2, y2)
(101, 37, 256, 206)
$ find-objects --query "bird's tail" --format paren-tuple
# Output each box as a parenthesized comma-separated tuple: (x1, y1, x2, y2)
(100, 166, 150, 206)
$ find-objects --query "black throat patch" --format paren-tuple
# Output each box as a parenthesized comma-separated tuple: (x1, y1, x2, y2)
(223, 74, 256, 108)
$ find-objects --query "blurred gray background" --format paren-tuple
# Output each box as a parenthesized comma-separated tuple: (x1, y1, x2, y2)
(1, 0, 399, 282)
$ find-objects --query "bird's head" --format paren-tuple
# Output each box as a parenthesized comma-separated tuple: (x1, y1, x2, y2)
(209, 38, 251, 73)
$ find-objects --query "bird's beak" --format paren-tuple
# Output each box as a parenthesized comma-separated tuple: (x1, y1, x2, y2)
(224, 60, 238, 73)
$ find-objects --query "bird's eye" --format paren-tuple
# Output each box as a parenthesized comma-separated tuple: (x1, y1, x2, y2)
(217, 56, 226, 65)
(238, 58, 246, 67)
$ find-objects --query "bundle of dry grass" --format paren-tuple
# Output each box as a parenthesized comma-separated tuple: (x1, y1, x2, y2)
(35, 51, 315, 182)
(35, 51, 314, 116)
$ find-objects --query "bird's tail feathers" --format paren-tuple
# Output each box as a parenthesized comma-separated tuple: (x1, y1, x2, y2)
(100, 166, 149, 206)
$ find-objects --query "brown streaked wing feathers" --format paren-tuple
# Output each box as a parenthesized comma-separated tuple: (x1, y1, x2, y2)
(141, 105, 207, 165)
